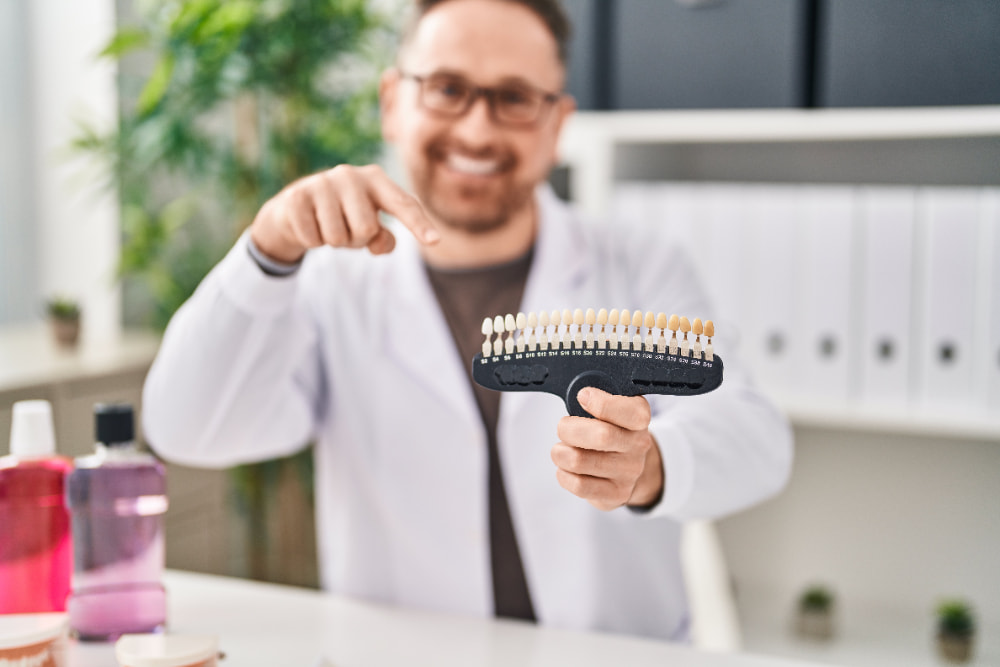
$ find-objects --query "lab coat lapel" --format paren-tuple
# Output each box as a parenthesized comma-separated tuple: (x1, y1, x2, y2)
(500, 187, 592, 427)
(381, 232, 481, 427)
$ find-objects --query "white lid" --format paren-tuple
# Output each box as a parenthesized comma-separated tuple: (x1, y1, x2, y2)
(0, 613, 68, 650)
(115, 634, 219, 667)
(9, 400, 56, 457)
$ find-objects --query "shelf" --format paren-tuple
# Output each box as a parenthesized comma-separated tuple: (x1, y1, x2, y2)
(562, 106, 1000, 145)
(738, 587, 999, 667)
(775, 398, 1000, 442)
(559, 106, 1000, 215)
(0, 323, 160, 393)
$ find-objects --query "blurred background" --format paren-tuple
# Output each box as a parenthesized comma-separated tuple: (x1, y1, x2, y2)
(1, 1, 998, 666)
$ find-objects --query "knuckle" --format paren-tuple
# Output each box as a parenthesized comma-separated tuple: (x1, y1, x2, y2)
(635, 398, 652, 428)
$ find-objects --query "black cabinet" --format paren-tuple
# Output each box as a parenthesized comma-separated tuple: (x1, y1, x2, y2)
(612, 0, 807, 109)
(817, 0, 1000, 107)
(561, 0, 1000, 110)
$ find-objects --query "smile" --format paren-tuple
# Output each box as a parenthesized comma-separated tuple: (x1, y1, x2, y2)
(446, 153, 502, 176)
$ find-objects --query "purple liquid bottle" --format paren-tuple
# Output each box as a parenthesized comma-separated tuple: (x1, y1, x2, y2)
(0, 400, 72, 613)
(66, 404, 168, 641)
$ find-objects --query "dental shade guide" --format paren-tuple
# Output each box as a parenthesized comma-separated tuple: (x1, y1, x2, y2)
(473, 309, 723, 418)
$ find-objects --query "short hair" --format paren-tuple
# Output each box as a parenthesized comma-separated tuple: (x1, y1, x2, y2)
(398, 0, 572, 66)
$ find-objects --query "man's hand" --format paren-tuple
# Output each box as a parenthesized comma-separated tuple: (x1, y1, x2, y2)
(250, 164, 440, 264)
(551, 387, 664, 512)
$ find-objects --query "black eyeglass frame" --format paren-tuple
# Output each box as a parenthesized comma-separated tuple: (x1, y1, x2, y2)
(399, 71, 564, 127)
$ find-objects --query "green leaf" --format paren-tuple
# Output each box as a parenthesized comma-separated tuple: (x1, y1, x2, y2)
(136, 54, 176, 115)
(100, 28, 151, 58)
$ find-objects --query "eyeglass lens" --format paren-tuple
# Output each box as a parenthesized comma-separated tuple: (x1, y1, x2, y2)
(419, 74, 549, 124)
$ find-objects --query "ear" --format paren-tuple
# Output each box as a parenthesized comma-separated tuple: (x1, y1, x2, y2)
(379, 68, 402, 143)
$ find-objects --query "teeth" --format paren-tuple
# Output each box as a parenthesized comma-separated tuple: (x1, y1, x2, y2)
(478, 309, 715, 359)
(448, 154, 500, 175)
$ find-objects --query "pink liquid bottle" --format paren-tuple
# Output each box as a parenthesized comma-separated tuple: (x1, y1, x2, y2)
(66, 403, 168, 641)
(0, 400, 73, 613)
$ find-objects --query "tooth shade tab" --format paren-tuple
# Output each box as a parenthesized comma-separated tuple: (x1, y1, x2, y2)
(608, 309, 620, 327)
(493, 316, 504, 337)
(668, 314, 680, 332)
(693, 318, 704, 337)
(631, 311, 644, 330)
(644, 311, 655, 330)
(539, 310, 550, 328)
(551, 310, 562, 327)
(527, 311, 538, 328)
(516, 312, 526, 330)
(585, 308, 596, 328)
(596, 308, 608, 326)
(482, 317, 493, 336)
(680, 316, 691, 336)
(704, 320, 715, 338)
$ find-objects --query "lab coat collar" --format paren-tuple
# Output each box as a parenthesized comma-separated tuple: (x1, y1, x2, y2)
(381, 184, 590, 425)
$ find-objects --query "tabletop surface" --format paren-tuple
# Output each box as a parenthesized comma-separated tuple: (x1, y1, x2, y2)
(62, 570, 830, 667)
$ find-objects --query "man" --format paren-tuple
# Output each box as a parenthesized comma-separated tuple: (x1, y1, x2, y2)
(143, 0, 792, 640)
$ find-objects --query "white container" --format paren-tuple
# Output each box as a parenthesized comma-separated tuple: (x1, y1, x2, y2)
(0, 612, 68, 666)
(115, 634, 220, 667)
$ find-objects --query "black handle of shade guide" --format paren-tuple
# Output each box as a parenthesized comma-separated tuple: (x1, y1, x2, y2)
(472, 347, 724, 418)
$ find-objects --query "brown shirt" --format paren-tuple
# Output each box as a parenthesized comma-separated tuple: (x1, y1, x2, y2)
(424, 248, 536, 622)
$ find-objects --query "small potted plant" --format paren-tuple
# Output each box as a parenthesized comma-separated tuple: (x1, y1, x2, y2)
(936, 599, 975, 663)
(795, 584, 836, 640)
(46, 296, 81, 348)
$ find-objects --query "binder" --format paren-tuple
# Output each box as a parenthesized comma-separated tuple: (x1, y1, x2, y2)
(702, 184, 751, 343)
(742, 184, 800, 397)
(916, 188, 982, 411)
(796, 186, 858, 401)
(650, 182, 708, 270)
(858, 187, 917, 408)
(980, 189, 1000, 413)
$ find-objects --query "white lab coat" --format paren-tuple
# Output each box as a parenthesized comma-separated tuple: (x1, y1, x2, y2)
(143, 185, 792, 640)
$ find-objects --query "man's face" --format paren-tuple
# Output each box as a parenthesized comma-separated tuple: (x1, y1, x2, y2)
(381, 0, 574, 234)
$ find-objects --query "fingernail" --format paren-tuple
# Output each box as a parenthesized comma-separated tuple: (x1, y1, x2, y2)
(424, 228, 440, 243)
(578, 387, 593, 404)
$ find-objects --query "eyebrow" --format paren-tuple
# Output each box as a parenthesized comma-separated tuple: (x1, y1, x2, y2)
(424, 68, 551, 91)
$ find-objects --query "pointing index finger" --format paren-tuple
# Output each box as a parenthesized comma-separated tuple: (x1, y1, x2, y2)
(364, 168, 440, 245)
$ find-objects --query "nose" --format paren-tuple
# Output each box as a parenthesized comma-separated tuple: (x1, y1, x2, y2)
(449, 92, 502, 143)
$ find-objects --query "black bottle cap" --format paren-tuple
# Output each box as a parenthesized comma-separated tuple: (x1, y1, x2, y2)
(95, 403, 135, 445)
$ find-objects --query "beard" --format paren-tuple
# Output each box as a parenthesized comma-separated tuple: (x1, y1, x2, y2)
(409, 139, 537, 235)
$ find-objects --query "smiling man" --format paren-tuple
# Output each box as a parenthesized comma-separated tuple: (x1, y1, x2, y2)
(143, 0, 792, 640)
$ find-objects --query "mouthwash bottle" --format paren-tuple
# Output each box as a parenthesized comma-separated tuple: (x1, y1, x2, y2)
(66, 403, 168, 641)
(0, 400, 73, 613)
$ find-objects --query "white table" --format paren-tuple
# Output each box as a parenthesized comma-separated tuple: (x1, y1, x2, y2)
(66, 571, 829, 667)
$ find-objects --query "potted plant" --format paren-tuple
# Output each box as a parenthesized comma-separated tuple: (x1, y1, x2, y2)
(74, 0, 392, 585)
(795, 584, 836, 640)
(936, 599, 975, 663)
(46, 296, 82, 348)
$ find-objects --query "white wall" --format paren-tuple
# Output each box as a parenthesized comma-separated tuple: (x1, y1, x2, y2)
(0, 0, 37, 324)
(27, 0, 120, 342)
(719, 426, 1000, 629)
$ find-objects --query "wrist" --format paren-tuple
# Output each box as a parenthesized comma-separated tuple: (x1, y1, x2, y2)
(249, 220, 307, 265)
(627, 435, 664, 509)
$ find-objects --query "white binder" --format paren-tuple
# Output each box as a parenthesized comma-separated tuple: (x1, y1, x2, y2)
(979, 189, 1000, 412)
(650, 182, 708, 270)
(858, 187, 916, 408)
(916, 188, 982, 411)
(797, 186, 858, 401)
(702, 184, 750, 343)
(743, 184, 800, 397)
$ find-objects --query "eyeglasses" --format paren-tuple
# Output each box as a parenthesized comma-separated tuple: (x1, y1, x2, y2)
(400, 71, 563, 128)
